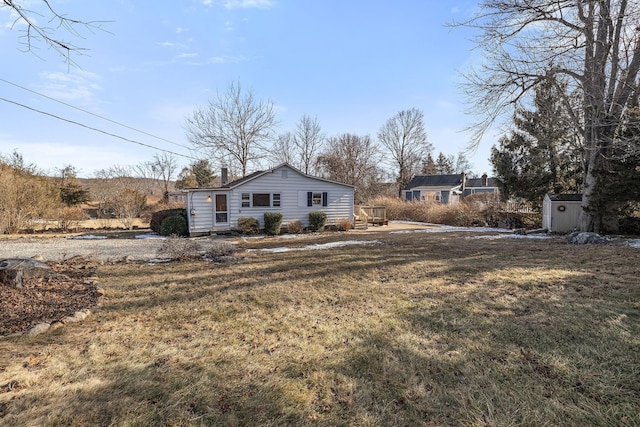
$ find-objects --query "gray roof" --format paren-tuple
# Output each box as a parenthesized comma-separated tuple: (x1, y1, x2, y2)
(547, 193, 583, 202)
(404, 174, 464, 190)
(466, 177, 500, 188)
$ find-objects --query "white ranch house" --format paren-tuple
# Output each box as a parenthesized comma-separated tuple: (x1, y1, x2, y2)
(185, 163, 355, 236)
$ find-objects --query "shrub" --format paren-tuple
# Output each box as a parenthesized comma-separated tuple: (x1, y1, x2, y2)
(160, 215, 188, 237)
(264, 212, 283, 235)
(287, 220, 303, 234)
(151, 208, 186, 233)
(237, 217, 260, 235)
(336, 217, 353, 231)
(205, 241, 238, 261)
(56, 206, 88, 232)
(308, 211, 327, 231)
(157, 236, 202, 261)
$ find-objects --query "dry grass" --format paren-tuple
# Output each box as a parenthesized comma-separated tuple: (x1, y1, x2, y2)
(1, 231, 639, 426)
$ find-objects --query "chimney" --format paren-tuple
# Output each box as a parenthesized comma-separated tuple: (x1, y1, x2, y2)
(482, 173, 488, 187)
(221, 167, 228, 186)
(460, 172, 466, 192)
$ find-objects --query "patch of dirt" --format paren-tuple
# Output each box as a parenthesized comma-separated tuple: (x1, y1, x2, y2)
(0, 258, 102, 336)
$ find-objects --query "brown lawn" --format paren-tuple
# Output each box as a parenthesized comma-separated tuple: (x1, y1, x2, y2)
(1, 229, 639, 426)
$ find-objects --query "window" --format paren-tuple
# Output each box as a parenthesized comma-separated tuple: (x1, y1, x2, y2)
(253, 193, 270, 207)
(312, 192, 322, 205)
(245, 193, 280, 208)
(306, 191, 328, 207)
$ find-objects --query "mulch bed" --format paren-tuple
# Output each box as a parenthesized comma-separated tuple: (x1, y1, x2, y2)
(0, 259, 102, 336)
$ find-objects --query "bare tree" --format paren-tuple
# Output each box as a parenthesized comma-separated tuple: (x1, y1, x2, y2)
(268, 132, 296, 166)
(294, 115, 325, 174)
(149, 153, 178, 202)
(456, 1, 640, 232)
(92, 166, 147, 229)
(316, 134, 383, 203)
(185, 81, 278, 177)
(3, 0, 107, 65)
(377, 108, 432, 196)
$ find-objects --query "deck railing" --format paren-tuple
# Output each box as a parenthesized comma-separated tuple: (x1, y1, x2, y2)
(355, 205, 387, 226)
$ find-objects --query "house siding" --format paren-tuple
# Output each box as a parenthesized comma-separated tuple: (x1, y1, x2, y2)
(228, 165, 353, 228)
(186, 164, 354, 234)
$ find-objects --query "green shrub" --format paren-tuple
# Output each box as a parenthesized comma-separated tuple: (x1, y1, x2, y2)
(159, 215, 188, 237)
(287, 220, 303, 234)
(237, 217, 260, 235)
(264, 212, 283, 235)
(151, 208, 186, 233)
(308, 211, 327, 232)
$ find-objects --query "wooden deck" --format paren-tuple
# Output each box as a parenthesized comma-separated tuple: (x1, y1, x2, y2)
(355, 205, 388, 227)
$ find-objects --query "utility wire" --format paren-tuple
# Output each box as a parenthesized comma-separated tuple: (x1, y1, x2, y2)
(0, 97, 197, 161)
(0, 77, 193, 151)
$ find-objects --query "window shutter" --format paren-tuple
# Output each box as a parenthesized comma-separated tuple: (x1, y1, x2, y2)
(307, 192, 312, 207)
(322, 192, 328, 207)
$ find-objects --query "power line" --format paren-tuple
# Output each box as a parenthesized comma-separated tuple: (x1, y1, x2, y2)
(0, 77, 193, 151)
(0, 97, 197, 161)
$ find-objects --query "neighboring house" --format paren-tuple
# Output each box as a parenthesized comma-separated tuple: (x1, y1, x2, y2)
(403, 173, 465, 204)
(542, 193, 583, 233)
(403, 173, 500, 204)
(185, 163, 355, 235)
(167, 191, 187, 205)
(463, 174, 500, 197)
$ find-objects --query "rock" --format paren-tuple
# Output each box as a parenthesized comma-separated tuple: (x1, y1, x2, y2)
(567, 232, 610, 245)
(24, 323, 50, 336)
(0, 258, 51, 288)
(62, 310, 90, 323)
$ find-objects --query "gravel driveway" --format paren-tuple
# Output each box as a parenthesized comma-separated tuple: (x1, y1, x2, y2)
(0, 236, 170, 262)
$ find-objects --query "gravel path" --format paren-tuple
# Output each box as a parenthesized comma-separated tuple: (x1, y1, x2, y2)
(0, 236, 169, 262)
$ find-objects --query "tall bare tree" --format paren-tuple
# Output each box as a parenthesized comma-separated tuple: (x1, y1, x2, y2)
(294, 115, 325, 174)
(185, 82, 278, 177)
(457, 0, 640, 232)
(377, 108, 432, 196)
(316, 134, 383, 203)
(148, 153, 179, 202)
(268, 132, 296, 166)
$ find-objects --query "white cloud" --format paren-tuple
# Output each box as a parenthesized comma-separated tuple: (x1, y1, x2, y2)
(37, 71, 102, 104)
(224, 0, 276, 9)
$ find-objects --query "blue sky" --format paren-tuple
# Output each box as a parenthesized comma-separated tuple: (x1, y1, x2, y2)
(0, 0, 494, 178)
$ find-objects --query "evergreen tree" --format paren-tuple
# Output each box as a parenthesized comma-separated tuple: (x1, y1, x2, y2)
(490, 76, 583, 207)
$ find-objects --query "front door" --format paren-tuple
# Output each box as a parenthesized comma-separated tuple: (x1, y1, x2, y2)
(214, 194, 228, 225)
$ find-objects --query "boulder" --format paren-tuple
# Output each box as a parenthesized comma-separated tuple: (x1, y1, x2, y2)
(0, 258, 51, 288)
(567, 232, 610, 245)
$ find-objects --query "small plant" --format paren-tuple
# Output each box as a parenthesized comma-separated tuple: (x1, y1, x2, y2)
(287, 220, 303, 234)
(237, 217, 260, 235)
(157, 236, 202, 261)
(151, 208, 187, 233)
(308, 211, 327, 232)
(263, 212, 283, 235)
(336, 217, 353, 231)
(159, 215, 188, 237)
(204, 241, 238, 262)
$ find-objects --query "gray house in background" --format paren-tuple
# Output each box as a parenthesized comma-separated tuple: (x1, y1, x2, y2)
(185, 163, 355, 236)
(403, 173, 499, 204)
(403, 173, 465, 204)
(464, 174, 500, 197)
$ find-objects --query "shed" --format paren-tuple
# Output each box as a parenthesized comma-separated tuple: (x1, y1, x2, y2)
(185, 163, 355, 235)
(542, 193, 583, 233)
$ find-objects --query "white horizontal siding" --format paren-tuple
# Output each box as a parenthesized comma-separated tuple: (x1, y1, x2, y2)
(186, 191, 231, 234)
(228, 165, 354, 228)
(186, 165, 354, 233)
